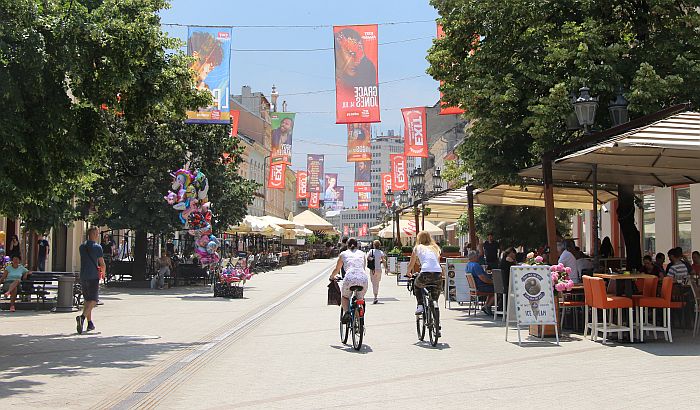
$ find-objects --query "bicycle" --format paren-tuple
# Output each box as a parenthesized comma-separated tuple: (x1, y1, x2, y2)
(337, 279, 366, 351)
(408, 276, 441, 347)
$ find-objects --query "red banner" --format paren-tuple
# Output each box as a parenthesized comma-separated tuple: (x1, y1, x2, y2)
(334, 24, 380, 124)
(381, 173, 392, 205)
(267, 162, 286, 189)
(354, 161, 371, 192)
(437, 24, 466, 115)
(296, 170, 308, 199)
(391, 154, 408, 191)
(347, 123, 372, 162)
(402, 107, 428, 158)
(230, 110, 241, 137)
(308, 192, 320, 209)
(358, 203, 369, 211)
(358, 191, 371, 203)
(307, 154, 324, 193)
(361, 223, 368, 236)
(343, 225, 349, 236)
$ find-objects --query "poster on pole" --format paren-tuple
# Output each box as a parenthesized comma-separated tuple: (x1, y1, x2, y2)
(354, 161, 371, 193)
(347, 123, 372, 162)
(324, 173, 339, 207)
(271, 112, 295, 164)
(186, 27, 232, 124)
(381, 173, 392, 205)
(402, 107, 428, 158)
(335, 186, 345, 210)
(506, 265, 559, 345)
(445, 258, 470, 307)
(230, 110, 241, 137)
(390, 154, 408, 191)
(333, 24, 380, 123)
(307, 154, 324, 193)
(267, 162, 286, 190)
(308, 192, 320, 209)
(358, 202, 369, 211)
(296, 170, 308, 199)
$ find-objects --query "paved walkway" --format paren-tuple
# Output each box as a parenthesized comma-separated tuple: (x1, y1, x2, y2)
(1, 259, 699, 409)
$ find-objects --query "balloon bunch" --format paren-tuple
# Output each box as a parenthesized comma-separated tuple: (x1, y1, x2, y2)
(220, 266, 252, 285)
(164, 167, 220, 266)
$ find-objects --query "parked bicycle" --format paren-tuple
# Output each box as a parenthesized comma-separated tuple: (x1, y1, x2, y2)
(408, 277, 441, 346)
(337, 277, 366, 351)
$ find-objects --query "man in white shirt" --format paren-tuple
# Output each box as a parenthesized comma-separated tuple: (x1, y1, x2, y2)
(558, 240, 581, 283)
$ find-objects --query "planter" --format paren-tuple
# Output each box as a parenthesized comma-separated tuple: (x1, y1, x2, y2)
(214, 283, 244, 298)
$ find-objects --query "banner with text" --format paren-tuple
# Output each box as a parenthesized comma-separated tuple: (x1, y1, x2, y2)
(343, 225, 349, 236)
(230, 110, 240, 137)
(307, 154, 324, 193)
(334, 186, 345, 211)
(267, 162, 286, 189)
(308, 192, 320, 209)
(333, 24, 380, 123)
(296, 170, 308, 199)
(402, 107, 428, 158)
(186, 27, 232, 124)
(354, 161, 371, 192)
(358, 203, 369, 211)
(271, 112, 295, 164)
(381, 173, 393, 205)
(324, 173, 339, 207)
(347, 123, 372, 162)
(390, 154, 408, 191)
(437, 24, 466, 115)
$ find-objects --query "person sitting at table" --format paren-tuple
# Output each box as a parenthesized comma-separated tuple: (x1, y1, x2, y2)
(499, 247, 517, 295)
(466, 250, 494, 315)
(655, 252, 666, 272)
(667, 247, 690, 284)
(558, 240, 581, 283)
(1, 255, 32, 312)
(600, 237, 614, 258)
(575, 248, 594, 276)
(691, 251, 700, 275)
(640, 254, 664, 280)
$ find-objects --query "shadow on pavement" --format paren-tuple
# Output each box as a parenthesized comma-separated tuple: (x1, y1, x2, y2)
(413, 341, 451, 350)
(330, 344, 373, 354)
(0, 333, 201, 399)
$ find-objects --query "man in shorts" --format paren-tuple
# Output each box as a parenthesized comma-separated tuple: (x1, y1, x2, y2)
(77, 226, 106, 334)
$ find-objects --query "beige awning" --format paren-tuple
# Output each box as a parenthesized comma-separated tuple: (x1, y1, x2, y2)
(519, 111, 700, 186)
(292, 210, 334, 232)
(261, 215, 298, 229)
(378, 219, 443, 239)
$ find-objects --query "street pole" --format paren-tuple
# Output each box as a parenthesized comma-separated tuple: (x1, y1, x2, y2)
(592, 163, 599, 271)
(262, 155, 270, 216)
(467, 184, 477, 250)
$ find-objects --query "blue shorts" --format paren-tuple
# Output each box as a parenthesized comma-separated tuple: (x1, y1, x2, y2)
(477, 284, 494, 293)
(81, 279, 100, 302)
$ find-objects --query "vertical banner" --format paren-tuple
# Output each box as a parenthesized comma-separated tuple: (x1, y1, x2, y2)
(354, 161, 371, 192)
(271, 112, 295, 164)
(186, 27, 232, 124)
(361, 223, 368, 237)
(347, 123, 372, 162)
(343, 225, 349, 236)
(358, 191, 371, 203)
(335, 186, 345, 210)
(358, 203, 369, 211)
(437, 24, 466, 115)
(308, 192, 320, 209)
(296, 170, 308, 199)
(306, 154, 325, 193)
(324, 173, 339, 207)
(402, 107, 428, 158)
(390, 154, 408, 191)
(230, 110, 241, 137)
(333, 24, 380, 123)
(381, 173, 393, 205)
(267, 162, 286, 189)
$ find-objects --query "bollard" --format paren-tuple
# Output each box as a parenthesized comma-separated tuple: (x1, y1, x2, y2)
(53, 274, 77, 313)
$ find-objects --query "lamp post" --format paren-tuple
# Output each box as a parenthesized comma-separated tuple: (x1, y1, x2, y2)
(573, 86, 598, 135)
(409, 165, 426, 235)
(608, 87, 629, 127)
(385, 188, 398, 247)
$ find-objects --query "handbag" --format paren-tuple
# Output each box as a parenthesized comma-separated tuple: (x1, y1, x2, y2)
(327, 280, 341, 305)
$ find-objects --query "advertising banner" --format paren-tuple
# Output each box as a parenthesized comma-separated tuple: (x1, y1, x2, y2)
(267, 162, 286, 190)
(333, 24, 380, 123)
(230, 110, 241, 137)
(308, 192, 320, 209)
(358, 203, 369, 211)
(324, 173, 339, 203)
(437, 24, 466, 115)
(186, 27, 232, 124)
(357, 191, 371, 203)
(296, 170, 308, 199)
(347, 123, 372, 162)
(271, 112, 295, 164)
(390, 154, 408, 191)
(335, 186, 345, 211)
(354, 161, 371, 193)
(509, 265, 557, 326)
(402, 107, 428, 158)
(307, 154, 324, 193)
(343, 225, 349, 236)
(361, 223, 368, 237)
(381, 173, 392, 205)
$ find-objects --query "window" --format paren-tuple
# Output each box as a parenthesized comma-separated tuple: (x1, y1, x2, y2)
(642, 193, 655, 255)
(675, 187, 691, 254)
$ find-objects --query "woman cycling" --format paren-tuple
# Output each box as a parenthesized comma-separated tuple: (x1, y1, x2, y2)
(407, 232, 442, 333)
(329, 238, 368, 324)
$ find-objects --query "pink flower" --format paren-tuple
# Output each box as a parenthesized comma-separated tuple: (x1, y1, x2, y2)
(565, 280, 574, 291)
(565, 267, 572, 274)
(555, 282, 567, 292)
(534, 256, 544, 263)
(526, 252, 535, 259)
(550, 265, 558, 272)
(551, 273, 559, 282)
(558, 263, 565, 270)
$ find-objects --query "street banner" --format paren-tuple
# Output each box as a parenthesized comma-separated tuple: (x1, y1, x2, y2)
(271, 112, 295, 164)
(230, 110, 241, 137)
(354, 161, 371, 193)
(506, 265, 559, 345)
(324, 173, 339, 208)
(437, 24, 466, 115)
(267, 162, 286, 190)
(333, 24, 380, 124)
(390, 154, 408, 191)
(343, 225, 349, 236)
(361, 223, 368, 236)
(307, 154, 324, 193)
(402, 107, 428, 158)
(335, 186, 345, 211)
(308, 192, 320, 209)
(358, 202, 369, 211)
(358, 191, 371, 203)
(296, 170, 308, 199)
(347, 123, 372, 162)
(186, 27, 232, 124)
(381, 173, 392, 205)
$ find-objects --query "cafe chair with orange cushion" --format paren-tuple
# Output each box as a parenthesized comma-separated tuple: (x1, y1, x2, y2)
(590, 277, 634, 344)
(582, 276, 597, 340)
(637, 276, 674, 343)
(466, 274, 491, 316)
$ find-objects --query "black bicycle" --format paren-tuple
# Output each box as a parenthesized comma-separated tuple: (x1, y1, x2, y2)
(337, 280, 365, 351)
(408, 277, 440, 346)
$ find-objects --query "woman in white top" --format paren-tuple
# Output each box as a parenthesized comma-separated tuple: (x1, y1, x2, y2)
(367, 240, 386, 304)
(329, 238, 369, 323)
(407, 232, 442, 327)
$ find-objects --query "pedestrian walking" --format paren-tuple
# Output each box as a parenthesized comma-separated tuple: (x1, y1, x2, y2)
(7, 234, 21, 260)
(76, 226, 106, 334)
(37, 234, 49, 271)
(367, 240, 386, 304)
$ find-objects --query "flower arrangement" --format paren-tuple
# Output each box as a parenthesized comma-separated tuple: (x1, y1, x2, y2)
(550, 263, 574, 292)
(525, 252, 544, 265)
(220, 266, 252, 286)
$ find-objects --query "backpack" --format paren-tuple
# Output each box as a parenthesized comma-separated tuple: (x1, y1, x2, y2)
(367, 249, 375, 270)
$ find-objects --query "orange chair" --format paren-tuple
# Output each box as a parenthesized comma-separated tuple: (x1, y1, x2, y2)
(582, 276, 597, 340)
(590, 277, 634, 343)
(559, 293, 586, 331)
(466, 274, 492, 316)
(632, 277, 659, 304)
(637, 276, 674, 343)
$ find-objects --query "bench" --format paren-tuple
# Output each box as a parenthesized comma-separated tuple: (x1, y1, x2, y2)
(9, 272, 80, 310)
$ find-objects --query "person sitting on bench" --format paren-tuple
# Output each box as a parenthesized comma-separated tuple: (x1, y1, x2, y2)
(1, 255, 32, 312)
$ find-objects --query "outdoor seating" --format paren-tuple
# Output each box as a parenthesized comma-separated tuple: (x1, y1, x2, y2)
(689, 278, 700, 337)
(465, 274, 491, 316)
(589, 276, 634, 344)
(637, 276, 674, 343)
(491, 269, 506, 322)
(559, 291, 585, 331)
(582, 276, 597, 340)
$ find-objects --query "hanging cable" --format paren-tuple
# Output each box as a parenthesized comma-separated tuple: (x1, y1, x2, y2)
(231, 36, 432, 52)
(161, 20, 435, 29)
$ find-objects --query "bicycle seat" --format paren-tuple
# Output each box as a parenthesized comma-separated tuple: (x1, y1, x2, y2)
(349, 285, 363, 291)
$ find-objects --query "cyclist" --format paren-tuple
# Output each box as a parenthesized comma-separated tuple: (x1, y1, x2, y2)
(406, 231, 442, 335)
(329, 238, 368, 324)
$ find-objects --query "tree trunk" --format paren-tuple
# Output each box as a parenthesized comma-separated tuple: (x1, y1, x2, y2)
(617, 184, 642, 270)
(132, 230, 148, 281)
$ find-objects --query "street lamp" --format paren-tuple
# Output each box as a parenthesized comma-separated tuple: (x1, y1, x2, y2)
(573, 86, 598, 134)
(433, 168, 443, 193)
(399, 190, 409, 206)
(608, 87, 629, 126)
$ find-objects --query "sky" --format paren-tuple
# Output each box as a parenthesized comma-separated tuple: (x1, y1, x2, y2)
(160, 0, 441, 205)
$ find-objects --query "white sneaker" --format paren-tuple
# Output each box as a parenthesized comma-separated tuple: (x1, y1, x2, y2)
(415, 305, 424, 315)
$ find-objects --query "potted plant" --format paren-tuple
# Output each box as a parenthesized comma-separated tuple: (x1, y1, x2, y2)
(441, 245, 461, 258)
(401, 246, 413, 257)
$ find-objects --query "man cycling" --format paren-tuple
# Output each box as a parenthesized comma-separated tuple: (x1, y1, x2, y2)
(406, 231, 442, 336)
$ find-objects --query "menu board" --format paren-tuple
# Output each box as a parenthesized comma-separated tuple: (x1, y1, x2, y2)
(445, 258, 470, 307)
(506, 265, 559, 345)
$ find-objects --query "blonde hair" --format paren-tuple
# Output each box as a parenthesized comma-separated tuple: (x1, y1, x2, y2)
(373, 240, 381, 249)
(416, 231, 440, 255)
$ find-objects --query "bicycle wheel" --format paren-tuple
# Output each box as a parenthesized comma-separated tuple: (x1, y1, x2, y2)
(427, 299, 439, 347)
(340, 309, 350, 344)
(416, 305, 426, 341)
(351, 306, 364, 351)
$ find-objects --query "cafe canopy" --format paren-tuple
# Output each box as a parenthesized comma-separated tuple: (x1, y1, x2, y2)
(292, 210, 335, 232)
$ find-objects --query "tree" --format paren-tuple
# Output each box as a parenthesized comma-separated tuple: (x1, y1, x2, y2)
(428, 1, 700, 266)
(473, 206, 573, 251)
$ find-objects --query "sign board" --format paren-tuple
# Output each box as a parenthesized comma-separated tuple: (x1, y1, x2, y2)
(505, 265, 559, 345)
(387, 256, 398, 274)
(397, 261, 410, 283)
(445, 258, 470, 308)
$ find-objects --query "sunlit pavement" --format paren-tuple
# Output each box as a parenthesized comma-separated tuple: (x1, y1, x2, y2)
(1, 259, 698, 409)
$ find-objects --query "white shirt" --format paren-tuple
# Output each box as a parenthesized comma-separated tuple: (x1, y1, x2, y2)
(340, 249, 367, 276)
(415, 244, 442, 273)
(558, 250, 580, 283)
(368, 249, 384, 272)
